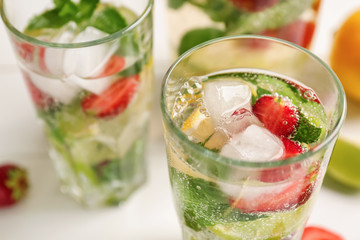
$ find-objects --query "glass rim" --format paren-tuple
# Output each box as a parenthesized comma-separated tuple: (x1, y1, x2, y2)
(161, 35, 347, 168)
(0, 0, 154, 49)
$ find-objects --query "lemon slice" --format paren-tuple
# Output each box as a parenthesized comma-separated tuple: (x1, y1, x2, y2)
(327, 138, 360, 189)
(204, 129, 229, 151)
(182, 108, 215, 143)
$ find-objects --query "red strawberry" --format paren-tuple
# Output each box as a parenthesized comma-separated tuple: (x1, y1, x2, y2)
(253, 95, 299, 137)
(302, 226, 343, 240)
(0, 164, 29, 207)
(38, 47, 48, 73)
(230, 169, 317, 213)
(22, 72, 53, 108)
(14, 41, 35, 63)
(230, 0, 279, 12)
(262, 20, 316, 49)
(81, 75, 139, 118)
(282, 137, 304, 158)
(97, 55, 126, 78)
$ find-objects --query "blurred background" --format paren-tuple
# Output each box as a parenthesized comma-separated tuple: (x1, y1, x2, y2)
(0, 0, 359, 239)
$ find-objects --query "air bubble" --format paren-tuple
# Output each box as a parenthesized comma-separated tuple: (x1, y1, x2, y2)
(303, 89, 315, 101)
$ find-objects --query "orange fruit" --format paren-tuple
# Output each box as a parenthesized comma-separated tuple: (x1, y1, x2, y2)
(330, 9, 360, 102)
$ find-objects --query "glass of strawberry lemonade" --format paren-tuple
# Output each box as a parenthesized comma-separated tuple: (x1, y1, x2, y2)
(161, 36, 346, 240)
(1, 0, 154, 207)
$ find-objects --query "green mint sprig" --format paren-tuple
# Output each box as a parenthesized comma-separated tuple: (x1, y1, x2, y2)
(25, 0, 128, 35)
(170, 167, 265, 231)
(292, 112, 322, 144)
(26, 0, 99, 31)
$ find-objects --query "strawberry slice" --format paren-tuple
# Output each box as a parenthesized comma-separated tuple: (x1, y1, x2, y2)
(13, 41, 35, 63)
(253, 95, 299, 137)
(0, 164, 29, 207)
(282, 137, 304, 158)
(97, 55, 126, 78)
(302, 226, 344, 240)
(81, 75, 139, 118)
(22, 72, 53, 108)
(230, 0, 279, 12)
(230, 169, 317, 213)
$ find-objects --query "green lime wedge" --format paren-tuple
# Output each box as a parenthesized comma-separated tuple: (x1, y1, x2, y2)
(208, 203, 311, 240)
(327, 138, 360, 189)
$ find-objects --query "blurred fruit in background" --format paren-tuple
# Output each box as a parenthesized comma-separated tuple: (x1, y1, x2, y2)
(330, 9, 360, 103)
(327, 138, 360, 190)
(167, 0, 322, 57)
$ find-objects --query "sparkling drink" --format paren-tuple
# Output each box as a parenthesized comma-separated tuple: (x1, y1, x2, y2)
(1, 0, 154, 207)
(161, 36, 346, 240)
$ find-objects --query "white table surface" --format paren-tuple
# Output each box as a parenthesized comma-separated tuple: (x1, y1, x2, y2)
(0, 0, 359, 239)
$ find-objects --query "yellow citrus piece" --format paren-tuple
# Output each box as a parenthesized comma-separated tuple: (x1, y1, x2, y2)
(330, 9, 360, 102)
(327, 138, 360, 189)
(204, 129, 229, 151)
(181, 108, 214, 143)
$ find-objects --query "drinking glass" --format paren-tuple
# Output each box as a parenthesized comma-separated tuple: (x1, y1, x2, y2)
(167, 0, 321, 57)
(1, 0, 154, 207)
(161, 36, 346, 239)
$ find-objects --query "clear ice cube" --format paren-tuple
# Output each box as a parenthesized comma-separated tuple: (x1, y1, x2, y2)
(65, 74, 114, 95)
(44, 22, 77, 75)
(63, 27, 117, 78)
(203, 80, 252, 126)
(28, 71, 80, 104)
(220, 124, 284, 162)
(222, 108, 262, 136)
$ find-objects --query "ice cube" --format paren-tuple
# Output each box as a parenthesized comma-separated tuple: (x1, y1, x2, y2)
(28, 71, 80, 104)
(65, 74, 114, 95)
(220, 124, 284, 162)
(62, 27, 117, 78)
(222, 108, 263, 136)
(218, 180, 293, 202)
(51, 22, 77, 43)
(44, 22, 77, 75)
(203, 80, 252, 126)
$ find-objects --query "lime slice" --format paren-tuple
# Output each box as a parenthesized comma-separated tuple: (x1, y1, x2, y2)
(327, 138, 360, 189)
(209, 203, 311, 240)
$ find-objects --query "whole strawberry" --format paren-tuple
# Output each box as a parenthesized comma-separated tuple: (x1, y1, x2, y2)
(0, 164, 29, 207)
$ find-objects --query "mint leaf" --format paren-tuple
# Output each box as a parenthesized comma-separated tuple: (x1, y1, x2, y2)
(91, 7, 127, 34)
(118, 60, 143, 77)
(226, 0, 313, 34)
(187, 0, 236, 22)
(168, 0, 186, 9)
(58, 1, 78, 18)
(54, 0, 70, 8)
(25, 0, 99, 31)
(292, 113, 322, 144)
(76, 0, 99, 20)
(170, 167, 264, 231)
(178, 28, 225, 55)
(25, 9, 73, 31)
